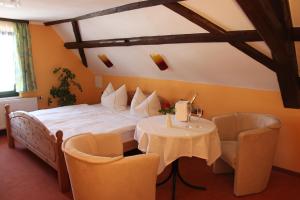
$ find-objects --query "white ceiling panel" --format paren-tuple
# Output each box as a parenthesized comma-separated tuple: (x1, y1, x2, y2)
(246, 42, 272, 59)
(181, 0, 255, 30)
(0, 0, 139, 21)
(53, 23, 75, 42)
(79, 5, 207, 41)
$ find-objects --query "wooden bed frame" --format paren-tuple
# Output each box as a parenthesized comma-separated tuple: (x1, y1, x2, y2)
(4, 104, 138, 192)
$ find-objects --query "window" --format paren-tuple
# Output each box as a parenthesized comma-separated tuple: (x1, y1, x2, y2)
(0, 21, 19, 98)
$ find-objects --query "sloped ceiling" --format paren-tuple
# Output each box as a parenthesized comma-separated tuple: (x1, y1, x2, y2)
(53, 0, 279, 90)
(0, 0, 138, 21)
(1, 0, 299, 90)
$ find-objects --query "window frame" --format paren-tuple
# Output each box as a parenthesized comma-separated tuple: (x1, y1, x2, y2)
(0, 85, 19, 98)
(0, 91, 19, 98)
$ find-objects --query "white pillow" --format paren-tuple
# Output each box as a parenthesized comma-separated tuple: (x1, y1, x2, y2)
(102, 82, 114, 97)
(130, 87, 161, 117)
(130, 87, 146, 113)
(101, 83, 128, 111)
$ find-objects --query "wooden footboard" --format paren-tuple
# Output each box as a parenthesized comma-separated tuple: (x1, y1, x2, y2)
(4, 105, 70, 192)
(4, 104, 138, 193)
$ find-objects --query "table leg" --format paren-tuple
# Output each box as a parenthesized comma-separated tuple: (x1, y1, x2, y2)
(177, 165, 206, 190)
(157, 168, 173, 186)
(157, 159, 206, 200)
(172, 160, 178, 200)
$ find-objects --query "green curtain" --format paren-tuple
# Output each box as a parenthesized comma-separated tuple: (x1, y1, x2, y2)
(14, 22, 37, 92)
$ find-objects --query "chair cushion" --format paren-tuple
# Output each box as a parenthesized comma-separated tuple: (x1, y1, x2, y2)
(221, 141, 238, 168)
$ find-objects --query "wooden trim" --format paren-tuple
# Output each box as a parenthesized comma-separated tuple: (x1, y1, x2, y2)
(44, 0, 185, 26)
(273, 166, 300, 177)
(164, 3, 276, 71)
(236, 0, 300, 108)
(71, 21, 88, 67)
(55, 130, 71, 192)
(64, 31, 265, 49)
(4, 105, 14, 148)
(0, 17, 29, 24)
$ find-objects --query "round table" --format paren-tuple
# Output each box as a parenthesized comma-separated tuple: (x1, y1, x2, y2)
(134, 115, 221, 200)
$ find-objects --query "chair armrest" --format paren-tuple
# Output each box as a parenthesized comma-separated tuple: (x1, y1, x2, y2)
(212, 113, 239, 140)
(238, 127, 279, 144)
(99, 153, 160, 199)
(114, 153, 160, 176)
(64, 149, 124, 164)
(109, 153, 160, 184)
(234, 128, 279, 195)
(93, 133, 123, 157)
(236, 128, 279, 170)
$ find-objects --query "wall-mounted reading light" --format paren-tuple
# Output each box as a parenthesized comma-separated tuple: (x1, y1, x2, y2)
(98, 54, 113, 68)
(150, 53, 169, 71)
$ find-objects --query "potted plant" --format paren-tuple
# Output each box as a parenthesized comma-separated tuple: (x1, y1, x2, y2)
(48, 67, 82, 106)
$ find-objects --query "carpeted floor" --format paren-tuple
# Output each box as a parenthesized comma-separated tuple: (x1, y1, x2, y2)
(0, 136, 299, 200)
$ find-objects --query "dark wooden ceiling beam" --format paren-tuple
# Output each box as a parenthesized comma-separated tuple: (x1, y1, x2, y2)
(71, 21, 88, 67)
(44, 0, 185, 26)
(64, 31, 265, 49)
(236, 0, 300, 108)
(164, 3, 276, 71)
(271, 0, 298, 74)
(64, 28, 300, 49)
(294, 27, 300, 40)
(0, 17, 29, 24)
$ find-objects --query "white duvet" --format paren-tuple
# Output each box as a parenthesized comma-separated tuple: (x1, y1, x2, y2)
(30, 104, 142, 141)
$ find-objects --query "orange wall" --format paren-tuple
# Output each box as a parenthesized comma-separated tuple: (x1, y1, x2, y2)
(21, 24, 100, 108)
(103, 75, 300, 173)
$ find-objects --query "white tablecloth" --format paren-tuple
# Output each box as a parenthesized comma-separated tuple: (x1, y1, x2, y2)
(134, 115, 221, 174)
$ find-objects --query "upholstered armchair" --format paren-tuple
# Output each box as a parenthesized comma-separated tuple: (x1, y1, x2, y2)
(212, 113, 281, 196)
(62, 133, 160, 200)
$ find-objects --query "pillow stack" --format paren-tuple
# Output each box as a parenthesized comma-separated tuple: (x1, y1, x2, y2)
(101, 83, 127, 111)
(130, 87, 161, 117)
(101, 83, 161, 117)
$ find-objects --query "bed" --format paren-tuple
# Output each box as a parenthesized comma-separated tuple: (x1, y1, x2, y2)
(4, 103, 143, 192)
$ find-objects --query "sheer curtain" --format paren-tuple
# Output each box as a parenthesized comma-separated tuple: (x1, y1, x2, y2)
(0, 21, 18, 93)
